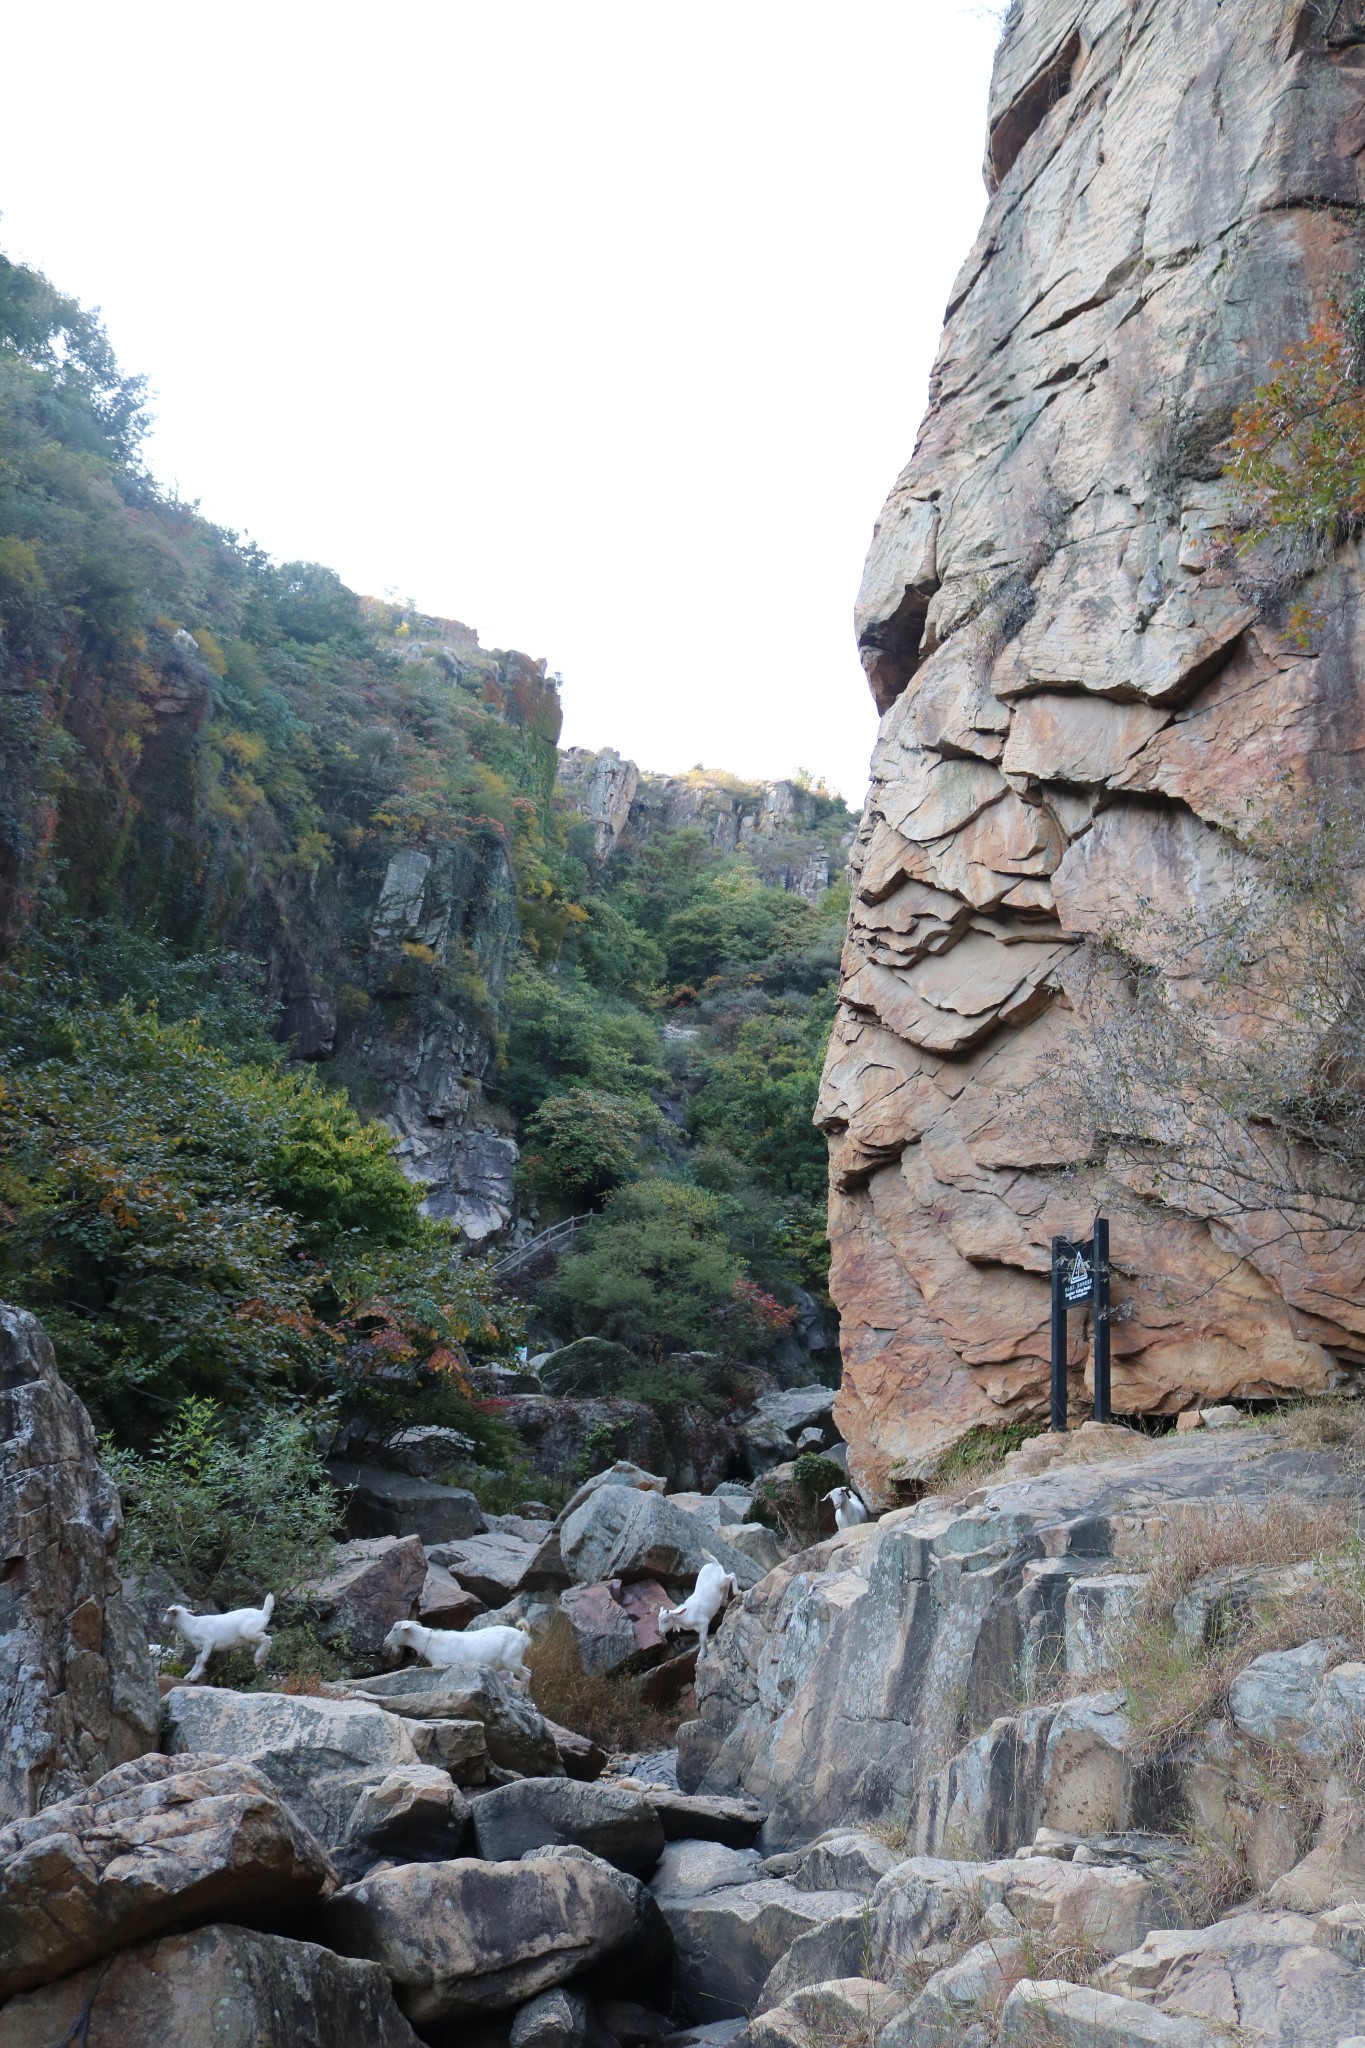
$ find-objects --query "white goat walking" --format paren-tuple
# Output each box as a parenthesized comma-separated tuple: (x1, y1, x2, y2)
(822, 1485, 869, 1531)
(165, 1595, 275, 1683)
(658, 1555, 739, 1653)
(383, 1617, 532, 1690)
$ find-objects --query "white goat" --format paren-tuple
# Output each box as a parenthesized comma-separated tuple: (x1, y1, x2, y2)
(383, 1617, 532, 1690)
(822, 1485, 869, 1531)
(165, 1595, 275, 1683)
(658, 1556, 739, 1653)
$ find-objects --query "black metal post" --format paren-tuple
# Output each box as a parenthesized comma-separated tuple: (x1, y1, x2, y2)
(1050, 1235, 1068, 1432)
(1092, 1216, 1111, 1424)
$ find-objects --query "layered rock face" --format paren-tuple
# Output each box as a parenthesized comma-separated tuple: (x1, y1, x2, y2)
(821, 0, 1365, 1498)
(558, 750, 843, 901)
(0, 1306, 158, 1821)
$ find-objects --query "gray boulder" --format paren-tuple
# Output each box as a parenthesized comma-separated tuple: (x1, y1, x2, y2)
(1000, 1980, 1206, 2045)
(1228, 1640, 1354, 1759)
(161, 1684, 476, 1872)
(427, 1531, 541, 1605)
(657, 1879, 866, 2021)
(554, 1462, 668, 1531)
(318, 1854, 637, 2024)
(614, 1783, 766, 1847)
(763, 1829, 901, 1894)
(419, 1562, 485, 1628)
(1102, 1905, 1365, 2044)
(0, 1925, 419, 2048)
(0, 1303, 159, 1821)
(330, 1462, 486, 1544)
(509, 1987, 589, 2048)
(344, 1665, 562, 1777)
(471, 1778, 665, 1875)
(650, 1841, 765, 1898)
(559, 1486, 760, 1591)
(751, 1386, 836, 1441)
(749, 1979, 904, 2048)
(299, 1534, 427, 1658)
(0, 1753, 333, 2000)
(528, 1842, 674, 2008)
(715, 1522, 785, 1573)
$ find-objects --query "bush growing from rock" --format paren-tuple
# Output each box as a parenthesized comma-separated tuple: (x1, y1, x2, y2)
(106, 1396, 338, 1611)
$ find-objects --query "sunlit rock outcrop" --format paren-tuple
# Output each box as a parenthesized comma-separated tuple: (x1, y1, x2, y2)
(822, 0, 1365, 1499)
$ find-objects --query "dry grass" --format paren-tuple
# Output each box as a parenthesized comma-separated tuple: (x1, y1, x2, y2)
(525, 1612, 692, 1754)
(1111, 1496, 1358, 1761)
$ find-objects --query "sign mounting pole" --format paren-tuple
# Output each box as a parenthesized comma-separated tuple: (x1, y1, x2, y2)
(1050, 1234, 1068, 1433)
(1092, 1215, 1111, 1424)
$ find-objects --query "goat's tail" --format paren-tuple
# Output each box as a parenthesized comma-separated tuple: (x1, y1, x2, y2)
(260, 1593, 275, 1624)
(515, 1620, 532, 1638)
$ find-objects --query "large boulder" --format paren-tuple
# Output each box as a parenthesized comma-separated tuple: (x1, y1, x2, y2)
(679, 1432, 1362, 1845)
(0, 1753, 333, 1999)
(0, 1925, 419, 2048)
(553, 1462, 668, 1530)
(318, 1854, 638, 2023)
(655, 1878, 866, 2022)
(529, 1842, 674, 2007)
(470, 1779, 665, 1876)
(561, 1580, 670, 1677)
(343, 1665, 562, 1777)
(160, 1685, 473, 1873)
(616, 1783, 766, 1847)
(427, 1530, 540, 1605)
(999, 1980, 1207, 2045)
(558, 1486, 761, 1592)
(299, 1534, 428, 1659)
(749, 1979, 904, 2048)
(497, 1398, 669, 1484)
(0, 1303, 159, 1820)
(1101, 1905, 1365, 2044)
(419, 1561, 485, 1628)
(329, 1463, 486, 1545)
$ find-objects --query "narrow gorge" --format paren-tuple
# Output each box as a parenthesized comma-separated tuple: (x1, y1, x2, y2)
(5, 3, 1365, 2047)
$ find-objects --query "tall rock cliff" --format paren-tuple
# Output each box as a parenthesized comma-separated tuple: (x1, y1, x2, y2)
(821, 0, 1365, 1501)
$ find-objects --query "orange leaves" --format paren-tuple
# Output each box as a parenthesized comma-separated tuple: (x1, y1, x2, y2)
(1229, 309, 1365, 546)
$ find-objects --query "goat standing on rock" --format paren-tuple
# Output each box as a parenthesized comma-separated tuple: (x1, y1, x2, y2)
(164, 1595, 275, 1682)
(383, 1617, 533, 1691)
(658, 1555, 738, 1653)
(823, 1486, 869, 1531)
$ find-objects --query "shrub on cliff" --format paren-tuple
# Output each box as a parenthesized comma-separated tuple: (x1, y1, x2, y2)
(105, 1395, 337, 1609)
(520, 1086, 655, 1207)
(546, 1179, 742, 1358)
(0, 953, 518, 1429)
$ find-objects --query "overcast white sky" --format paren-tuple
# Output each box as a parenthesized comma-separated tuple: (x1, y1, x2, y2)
(0, 4, 1000, 804)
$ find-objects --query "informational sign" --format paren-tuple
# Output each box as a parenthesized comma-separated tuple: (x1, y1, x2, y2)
(1062, 1242, 1093, 1306)
(1050, 1219, 1111, 1432)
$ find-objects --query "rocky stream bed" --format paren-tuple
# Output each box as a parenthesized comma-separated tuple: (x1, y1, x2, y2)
(8, 1297, 1365, 2046)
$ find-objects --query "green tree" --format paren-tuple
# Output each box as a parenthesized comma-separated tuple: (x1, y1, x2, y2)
(521, 1087, 653, 1207)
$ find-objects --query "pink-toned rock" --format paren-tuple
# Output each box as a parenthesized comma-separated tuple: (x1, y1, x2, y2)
(419, 1563, 484, 1629)
(823, 0, 1365, 1499)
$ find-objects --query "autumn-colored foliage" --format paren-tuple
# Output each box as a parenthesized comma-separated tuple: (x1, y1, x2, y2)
(1228, 304, 1365, 545)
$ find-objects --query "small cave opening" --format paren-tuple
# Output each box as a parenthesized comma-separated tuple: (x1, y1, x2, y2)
(859, 586, 936, 716)
(987, 29, 1082, 192)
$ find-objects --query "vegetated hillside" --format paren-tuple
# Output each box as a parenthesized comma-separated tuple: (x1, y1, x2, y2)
(0, 245, 853, 1475)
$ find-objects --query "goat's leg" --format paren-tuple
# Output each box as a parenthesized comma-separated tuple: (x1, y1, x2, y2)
(185, 1647, 210, 1682)
(696, 1614, 710, 1655)
(252, 1632, 273, 1669)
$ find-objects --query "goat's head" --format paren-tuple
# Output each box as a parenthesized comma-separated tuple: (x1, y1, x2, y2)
(382, 1619, 418, 1656)
(822, 1487, 846, 1507)
(163, 1604, 191, 1628)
